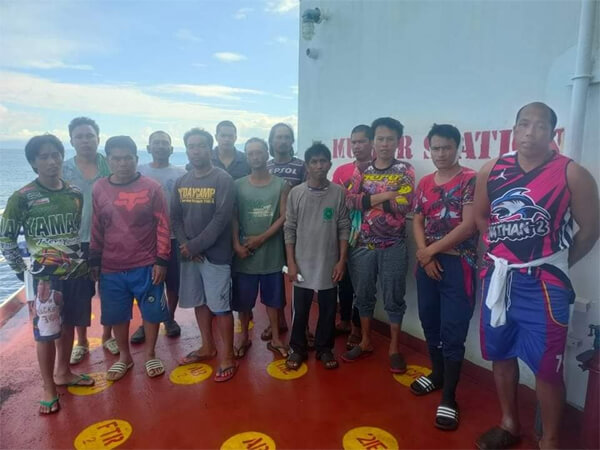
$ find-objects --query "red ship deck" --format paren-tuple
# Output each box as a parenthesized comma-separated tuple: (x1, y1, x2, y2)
(0, 289, 583, 449)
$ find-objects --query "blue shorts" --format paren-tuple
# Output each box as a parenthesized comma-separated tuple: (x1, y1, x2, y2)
(480, 271, 570, 385)
(231, 272, 284, 312)
(99, 266, 169, 325)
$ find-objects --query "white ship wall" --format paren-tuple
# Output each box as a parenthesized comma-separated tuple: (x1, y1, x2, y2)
(297, 0, 600, 408)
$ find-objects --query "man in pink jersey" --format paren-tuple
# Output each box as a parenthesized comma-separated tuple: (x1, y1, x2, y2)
(474, 103, 599, 449)
(90, 136, 171, 382)
(331, 124, 373, 348)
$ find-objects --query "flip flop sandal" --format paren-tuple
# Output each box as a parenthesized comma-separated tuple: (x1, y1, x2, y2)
(179, 350, 217, 365)
(39, 396, 60, 415)
(389, 353, 407, 374)
(285, 352, 305, 370)
(69, 345, 89, 365)
(102, 338, 120, 355)
(318, 352, 339, 370)
(267, 342, 289, 358)
(234, 341, 252, 359)
(214, 363, 239, 382)
(476, 426, 521, 449)
(56, 373, 95, 387)
(346, 334, 361, 350)
(145, 359, 165, 378)
(106, 361, 134, 381)
(409, 376, 441, 396)
(260, 326, 272, 342)
(341, 345, 373, 363)
(435, 404, 459, 431)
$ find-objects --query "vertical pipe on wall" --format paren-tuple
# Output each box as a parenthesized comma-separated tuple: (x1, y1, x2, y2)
(566, 0, 597, 163)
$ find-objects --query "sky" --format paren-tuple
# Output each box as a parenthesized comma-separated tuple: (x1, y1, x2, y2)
(0, 0, 300, 150)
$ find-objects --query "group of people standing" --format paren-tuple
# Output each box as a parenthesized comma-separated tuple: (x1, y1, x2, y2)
(0, 101, 598, 450)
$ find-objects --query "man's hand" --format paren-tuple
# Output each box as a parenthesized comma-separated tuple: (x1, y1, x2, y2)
(416, 247, 434, 267)
(152, 265, 167, 285)
(245, 235, 264, 251)
(424, 258, 443, 281)
(332, 260, 346, 283)
(286, 261, 299, 282)
(234, 243, 251, 260)
(90, 267, 100, 282)
(179, 242, 192, 259)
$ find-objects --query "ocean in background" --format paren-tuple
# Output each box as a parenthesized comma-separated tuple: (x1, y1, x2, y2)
(0, 147, 191, 303)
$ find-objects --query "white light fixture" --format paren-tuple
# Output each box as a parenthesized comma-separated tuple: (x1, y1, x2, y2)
(302, 7, 323, 41)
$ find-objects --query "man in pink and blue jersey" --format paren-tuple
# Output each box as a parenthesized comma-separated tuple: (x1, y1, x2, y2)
(474, 103, 599, 449)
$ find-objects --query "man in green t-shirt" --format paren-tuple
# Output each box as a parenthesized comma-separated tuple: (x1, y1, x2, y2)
(0, 134, 95, 415)
(232, 138, 290, 358)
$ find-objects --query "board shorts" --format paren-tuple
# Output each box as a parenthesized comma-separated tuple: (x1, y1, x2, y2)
(231, 272, 285, 312)
(480, 270, 570, 384)
(178, 260, 231, 315)
(99, 265, 169, 325)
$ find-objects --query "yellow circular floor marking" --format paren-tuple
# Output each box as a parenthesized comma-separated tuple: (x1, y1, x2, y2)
(87, 337, 103, 350)
(266, 359, 307, 380)
(220, 431, 276, 450)
(234, 320, 254, 334)
(74, 419, 132, 450)
(392, 364, 432, 387)
(169, 363, 213, 385)
(90, 312, 96, 320)
(343, 426, 398, 450)
(68, 372, 114, 396)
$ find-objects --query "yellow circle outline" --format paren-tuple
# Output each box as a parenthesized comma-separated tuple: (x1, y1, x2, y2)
(169, 363, 213, 385)
(342, 426, 399, 450)
(68, 372, 114, 396)
(234, 320, 254, 334)
(266, 359, 307, 380)
(220, 431, 276, 450)
(74, 419, 132, 450)
(392, 364, 432, 387)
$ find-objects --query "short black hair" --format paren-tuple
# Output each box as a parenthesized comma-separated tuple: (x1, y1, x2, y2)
(25, 134, 65, 174)
(216, 120, 237, 134)
(148, 130, 171, 144)
(515, 102, 557, 129)
(268, 123, 295, 157)
(371, 117, 404, 139)
(351, 124, 373, 140)
(105, 136, 137, 157)
(304, 142, 331, 164)
(427, 124, 462, 148)
(68, 117, 99, 138)
(183, 128, 214, 149)
(244, 137, 269, 153)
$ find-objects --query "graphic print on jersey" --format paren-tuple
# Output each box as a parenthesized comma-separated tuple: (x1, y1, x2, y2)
(488, 187, 551, 243)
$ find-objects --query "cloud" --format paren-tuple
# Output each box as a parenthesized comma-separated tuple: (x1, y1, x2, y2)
(174, 28, 203, 43)
(192, 63, 207, 69)
(153, 84, 265, 100)
(0, 71, 296, 147)
(265, 0, 299, 14)
(234, 7, 253, 19)
(291, 85, 299, 95)
(214, 52, 247, 63)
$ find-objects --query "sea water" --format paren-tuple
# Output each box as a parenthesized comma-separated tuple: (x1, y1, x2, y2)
(0, 147, 191, 304)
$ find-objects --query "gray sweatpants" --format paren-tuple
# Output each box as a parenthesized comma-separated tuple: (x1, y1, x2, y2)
(348, 241, 408, 324)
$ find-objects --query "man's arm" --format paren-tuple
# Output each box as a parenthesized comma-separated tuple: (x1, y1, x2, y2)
(151, 186, 170, 284)
(567, 162, 600, 267)
(170, 178, 187, 246)
(284, 189, 299, 281)
(0, 192, 27, 276)
(473, 159, 496, 236)
(89, 185, 104, 280)
(186, 175, 235, 256)
(246, 182, 291, 251)
(232, 205, 250, 259)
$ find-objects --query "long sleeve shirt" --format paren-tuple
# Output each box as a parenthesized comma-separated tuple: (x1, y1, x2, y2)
(345, 159, 415, 248)
(0, 180, 88, 280)
(170, 167, 234, 265)
(284, 182, 350, 290)
(90, 174, 171, 272)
